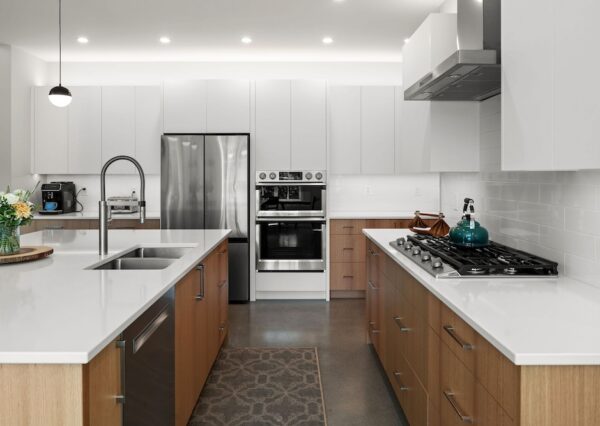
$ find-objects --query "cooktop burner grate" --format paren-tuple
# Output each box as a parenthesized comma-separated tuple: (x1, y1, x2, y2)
(407, 235, 559, 277)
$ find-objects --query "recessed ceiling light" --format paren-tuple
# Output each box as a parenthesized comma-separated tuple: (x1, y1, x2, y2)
(159, 36, 171, 44)
(77, 36, 89, 44)
(404, 38, 410, 44)
(241, 36, 252, 44)
(322, 37, 334, 45)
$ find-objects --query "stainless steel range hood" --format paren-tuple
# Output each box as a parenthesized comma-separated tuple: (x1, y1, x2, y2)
(404, 0, 501, 102)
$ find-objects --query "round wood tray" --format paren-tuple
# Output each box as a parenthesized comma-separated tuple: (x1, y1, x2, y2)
(0, 246, 54, 265)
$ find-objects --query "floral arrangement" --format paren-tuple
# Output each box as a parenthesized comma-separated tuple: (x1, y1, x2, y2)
(0, 184, 38, 255)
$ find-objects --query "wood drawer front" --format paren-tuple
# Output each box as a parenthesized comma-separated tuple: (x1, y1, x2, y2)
(108, 218, 161, 230)
(475, 334, 520, 421)
(367, 278, 381, 349)
(395, 266, 441, 331)
(391, 351, 428, 426)
(440, 305, 477, 374)
(440, 342, 476, 426)
(35, 219, 87, 230)
(330, 234, 366, 263)
(330, 219, 366, 235)
(330, 262, 366, 291)
(475, 382, 516, 426)
(366, 219, 397, 229)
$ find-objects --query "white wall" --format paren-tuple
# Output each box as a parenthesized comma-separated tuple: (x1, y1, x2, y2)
(439, 0, 457, 13)
(441, 96, 600, 287)
(328, 174, 440, 213)
(50, 61, 403, 86)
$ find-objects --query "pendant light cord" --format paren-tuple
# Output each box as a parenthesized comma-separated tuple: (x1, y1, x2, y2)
(58, 0, 62, 85)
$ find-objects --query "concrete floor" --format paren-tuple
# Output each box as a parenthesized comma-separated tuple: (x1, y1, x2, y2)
(227, 299, 408, 426)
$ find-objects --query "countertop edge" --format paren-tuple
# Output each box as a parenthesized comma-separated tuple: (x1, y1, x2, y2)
(363, 229, 600, 366)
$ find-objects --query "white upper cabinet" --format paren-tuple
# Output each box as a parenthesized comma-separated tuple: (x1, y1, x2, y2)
(291, 80, 327, 170)
(501, 0, 553, 171)
(502, 0, 600, 170)
(163, 81, 207, 133)
(101, 86, 136, 174)
(32, 87, 68, 174)
(361, 86, 395, 174)
(396, 87, 430, 173)
(402, 13, 457, 90)
(255, 80, 291, 170)
(67, 87, 101, 174)
(135, 86, 163, 175)
(206, 80, 251, 133)
(328, 86, 361, 175)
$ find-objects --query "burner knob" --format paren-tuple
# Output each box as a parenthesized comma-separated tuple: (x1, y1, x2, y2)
(305, 172, 313, 180)
(405, 242, 413, 250)
(269, 172, 277, 180)
(315, 172, 323, 180)
(412, 247, 421, 256)
(421, 252, 431, 262)
(259, 172, 267, 180)
(396, 237, 406, 246)
(432, 258, 443, 269)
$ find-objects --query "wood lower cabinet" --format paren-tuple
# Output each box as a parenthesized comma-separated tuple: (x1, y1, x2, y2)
(329, 218, 413, 299)
(0, 341, 121, 426)
(175, 240, 228, 426)
(369, 242, 600, 425)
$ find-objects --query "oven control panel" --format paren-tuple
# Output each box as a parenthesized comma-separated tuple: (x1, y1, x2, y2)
(256, 170, 326, 184)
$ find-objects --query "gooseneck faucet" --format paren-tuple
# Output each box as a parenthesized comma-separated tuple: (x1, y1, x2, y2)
(99, 156, 146, 255)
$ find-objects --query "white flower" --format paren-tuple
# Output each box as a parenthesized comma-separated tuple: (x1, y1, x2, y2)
(4, 193, 18, 205)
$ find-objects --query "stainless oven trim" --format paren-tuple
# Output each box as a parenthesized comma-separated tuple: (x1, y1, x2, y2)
(255, 187, 327, 218)
(255, 220, 327, 272)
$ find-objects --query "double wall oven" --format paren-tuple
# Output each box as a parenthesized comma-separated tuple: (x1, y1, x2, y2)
(256, 171, 326, 272)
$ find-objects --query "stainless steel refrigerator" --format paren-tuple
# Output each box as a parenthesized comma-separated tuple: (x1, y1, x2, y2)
(161, 134, 250, 302)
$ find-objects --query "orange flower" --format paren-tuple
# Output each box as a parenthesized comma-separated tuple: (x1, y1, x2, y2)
(14, 202, 32, 219)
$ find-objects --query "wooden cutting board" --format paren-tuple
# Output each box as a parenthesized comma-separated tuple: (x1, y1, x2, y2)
(0, 246, 54, 265)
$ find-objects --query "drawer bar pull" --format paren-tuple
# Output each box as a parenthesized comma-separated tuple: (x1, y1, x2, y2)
(443, 325, 474, 350)
(342, 226, 355, 229)
(367, 281, 378, 291)
(369, 322, 380, 334)
(443, 390, 474, 424)
(393, 316, 411, 333)
(342, 275, 354, 278)
(368, 248, 380, 256)
(393, 371, 409, 391)
(342, 247, 354, 251)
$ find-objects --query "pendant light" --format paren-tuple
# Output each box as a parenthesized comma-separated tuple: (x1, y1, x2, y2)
(48, 0, 72, 107)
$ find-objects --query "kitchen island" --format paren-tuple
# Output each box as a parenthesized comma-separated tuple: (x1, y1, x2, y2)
(0, 229, 230, 425)
(364, 228, 600, 426)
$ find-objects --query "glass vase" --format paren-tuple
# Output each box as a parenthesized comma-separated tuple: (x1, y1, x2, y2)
(0, 225, 20, 256)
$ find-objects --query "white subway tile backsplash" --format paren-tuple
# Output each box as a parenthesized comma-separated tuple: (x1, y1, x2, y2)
(440, 95, 600, 288)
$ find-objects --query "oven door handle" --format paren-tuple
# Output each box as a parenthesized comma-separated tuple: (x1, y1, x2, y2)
(256, 217, 326, 223)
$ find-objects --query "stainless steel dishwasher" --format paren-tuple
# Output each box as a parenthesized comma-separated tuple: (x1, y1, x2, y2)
(119, 288, 174, 425)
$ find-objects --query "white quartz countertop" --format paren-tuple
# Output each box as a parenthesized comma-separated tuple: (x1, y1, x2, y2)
(364, 228, 600, 366)
(34, 211, 161, 220)
(328, 211, 416, 219)
(0, 229, 230, 364)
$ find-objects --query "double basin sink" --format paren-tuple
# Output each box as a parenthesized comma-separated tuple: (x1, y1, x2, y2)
(92, 247, 192, 270)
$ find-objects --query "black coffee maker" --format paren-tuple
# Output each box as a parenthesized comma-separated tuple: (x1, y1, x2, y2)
(40, 182, 77, 215)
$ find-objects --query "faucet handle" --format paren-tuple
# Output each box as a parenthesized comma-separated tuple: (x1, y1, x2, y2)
(139, 200, 146, 224)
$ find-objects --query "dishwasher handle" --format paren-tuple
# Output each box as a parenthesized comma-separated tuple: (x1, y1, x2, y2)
(132, 308, 169, 354)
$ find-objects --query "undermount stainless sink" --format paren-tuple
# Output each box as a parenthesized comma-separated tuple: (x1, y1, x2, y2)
(119, 247, 191, 259)
(93, 258, 176, 270)
(90, 246, 191, 270)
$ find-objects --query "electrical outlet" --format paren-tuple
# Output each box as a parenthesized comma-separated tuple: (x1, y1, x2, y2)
(364, 185, 372, 195)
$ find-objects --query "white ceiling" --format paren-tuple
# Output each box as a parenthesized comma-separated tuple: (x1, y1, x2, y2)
(0, 0, 444, 62)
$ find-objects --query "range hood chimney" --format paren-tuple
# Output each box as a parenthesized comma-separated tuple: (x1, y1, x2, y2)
(404, 0, 501, 102)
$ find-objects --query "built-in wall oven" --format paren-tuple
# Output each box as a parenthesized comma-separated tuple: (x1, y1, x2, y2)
(256, 171, 326, 272)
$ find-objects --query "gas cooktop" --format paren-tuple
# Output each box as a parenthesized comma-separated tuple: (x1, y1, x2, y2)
(389, 234, 559, 279)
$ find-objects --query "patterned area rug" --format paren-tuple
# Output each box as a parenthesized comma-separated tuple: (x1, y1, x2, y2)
(188, 347, 327, 426)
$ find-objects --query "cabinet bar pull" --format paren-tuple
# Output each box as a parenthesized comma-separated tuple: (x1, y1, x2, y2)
(217, 280, 227, 288)
(342, 226, 355, 229)
(368, 248, 379, 256)
(393, 316, 411, 332)
(369, 322, 380, 334)
(393, 371, 409, 391)
(443, 325, 474, 350)
(342, 247, 354, 251)
(367, 280, 378, 291)
(342, 275, 354, 278)
(195, 265, 205, 300)
(443, 390, 474, 423)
